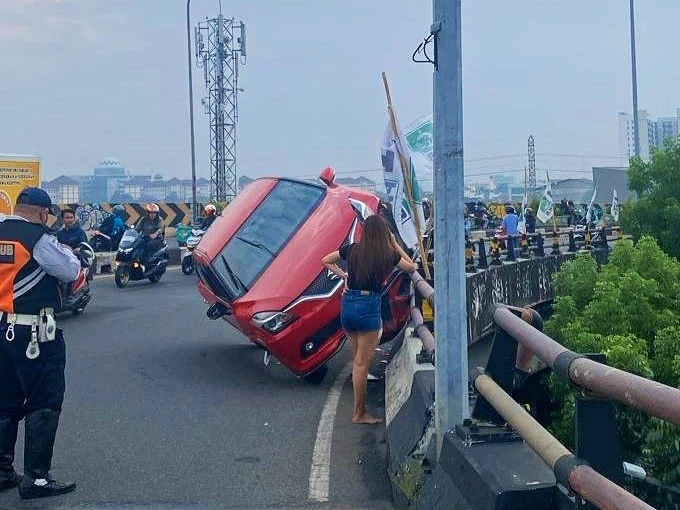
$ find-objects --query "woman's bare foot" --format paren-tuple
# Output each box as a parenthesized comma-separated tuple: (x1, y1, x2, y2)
(352, 413, 383, 424)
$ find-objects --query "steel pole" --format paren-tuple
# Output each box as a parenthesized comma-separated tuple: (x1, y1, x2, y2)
(433, 0, 469, 456)
(629, 0, 640, 158)
(187, 0, 199, 222)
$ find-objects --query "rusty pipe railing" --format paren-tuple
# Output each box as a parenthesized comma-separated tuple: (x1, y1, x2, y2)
(471, 368, 656, 510)
(410, 293, 435, 355)
(410, 271, 434, 309)
(492, 304, 680, 427)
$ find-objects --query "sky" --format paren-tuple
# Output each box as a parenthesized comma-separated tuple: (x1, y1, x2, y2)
(1, 0, 679, 187)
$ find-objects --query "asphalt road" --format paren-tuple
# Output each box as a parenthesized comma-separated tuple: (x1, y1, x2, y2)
(0, 269, 393, 510)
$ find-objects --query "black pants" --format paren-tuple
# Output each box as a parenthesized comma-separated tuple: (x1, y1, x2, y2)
(0, 323, 66, 422)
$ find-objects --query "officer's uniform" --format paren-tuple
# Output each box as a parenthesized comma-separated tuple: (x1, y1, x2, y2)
(0, 188, 80, 500)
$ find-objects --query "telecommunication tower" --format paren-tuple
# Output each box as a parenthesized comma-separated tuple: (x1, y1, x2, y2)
(527, 135, 536, 195)
(195, 12, 246, 202)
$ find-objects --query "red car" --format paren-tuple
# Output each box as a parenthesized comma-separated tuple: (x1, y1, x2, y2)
(193, 167, 412, 383)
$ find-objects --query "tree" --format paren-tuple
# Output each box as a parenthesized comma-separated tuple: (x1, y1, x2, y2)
(546, 237, 680, 508)
(622, 138, 680, 261)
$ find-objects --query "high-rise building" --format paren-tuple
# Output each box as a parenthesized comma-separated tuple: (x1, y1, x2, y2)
(619, 108, 680, 161)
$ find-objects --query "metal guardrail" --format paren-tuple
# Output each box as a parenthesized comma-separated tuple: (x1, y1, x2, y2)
(471, 368, 655, 510)
(464, 303, 680, 509)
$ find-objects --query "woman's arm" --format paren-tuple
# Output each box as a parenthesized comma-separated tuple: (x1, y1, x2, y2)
(322, 251, 347, 280)
(391, 234, 418, 273)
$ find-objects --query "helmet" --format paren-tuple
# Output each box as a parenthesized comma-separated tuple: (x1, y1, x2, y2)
(204, 204, 217, 215)
(505, 205, 515, 214)
(112, 205, 125, 216)
(145, 203, 160, 213)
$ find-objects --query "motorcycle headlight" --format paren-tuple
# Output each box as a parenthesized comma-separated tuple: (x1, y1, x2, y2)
(252, 311, 296, 334)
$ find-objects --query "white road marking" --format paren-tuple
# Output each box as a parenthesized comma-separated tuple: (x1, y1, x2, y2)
(308, 361, 352, 502)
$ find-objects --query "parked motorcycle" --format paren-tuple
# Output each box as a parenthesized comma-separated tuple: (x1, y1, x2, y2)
(58, 242, 96, 315)
(114, 228, 168, 288)
(181, 228, 205, 275)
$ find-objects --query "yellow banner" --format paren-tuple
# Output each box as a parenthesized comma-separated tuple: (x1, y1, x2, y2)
(0, 158, 40, 215)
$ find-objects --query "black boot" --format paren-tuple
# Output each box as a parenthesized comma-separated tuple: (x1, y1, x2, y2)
(0, 418, 21, 491)
(19, 409, 76, 500)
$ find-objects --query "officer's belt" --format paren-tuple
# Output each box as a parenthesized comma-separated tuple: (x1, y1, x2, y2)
(0, 308, 56, 343)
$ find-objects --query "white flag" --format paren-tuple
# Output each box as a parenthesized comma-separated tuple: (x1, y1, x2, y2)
(381, 121, 425, 249)
(518, 192, 527, 234)
(536, 173, 554, 224)
(585, 188, 597, 225)
(611, 189, 620, 222)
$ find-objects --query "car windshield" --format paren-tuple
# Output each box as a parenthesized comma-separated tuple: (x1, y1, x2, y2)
(211, 179, 324, 300)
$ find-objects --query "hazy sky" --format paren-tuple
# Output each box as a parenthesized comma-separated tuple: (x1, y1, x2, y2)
(1, 0, 679, 186)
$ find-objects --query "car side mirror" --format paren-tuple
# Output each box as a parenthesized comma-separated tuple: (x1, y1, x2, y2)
(207, 302, 231, 320)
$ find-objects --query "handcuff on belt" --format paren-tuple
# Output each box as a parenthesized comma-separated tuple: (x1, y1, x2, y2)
(1, 309, 57, 359)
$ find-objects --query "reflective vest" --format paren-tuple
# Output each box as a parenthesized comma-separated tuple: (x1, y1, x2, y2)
(0, 219, 60, 314)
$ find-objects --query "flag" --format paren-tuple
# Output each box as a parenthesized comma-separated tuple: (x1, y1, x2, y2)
(518, 192, 527, 234)
(611, 189, 620, 222)
(585, 188, 597, 225)
(381, 121, 426, 250)
(536, 173, 554, 223)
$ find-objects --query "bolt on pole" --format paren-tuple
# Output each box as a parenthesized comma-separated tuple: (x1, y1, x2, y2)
(432, 0, 469, 457)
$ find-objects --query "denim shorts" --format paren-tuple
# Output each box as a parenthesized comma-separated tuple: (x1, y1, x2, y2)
(341, 289, 382, 333)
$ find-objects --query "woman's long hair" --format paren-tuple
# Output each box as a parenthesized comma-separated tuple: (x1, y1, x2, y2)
(349, 215, 397, 286)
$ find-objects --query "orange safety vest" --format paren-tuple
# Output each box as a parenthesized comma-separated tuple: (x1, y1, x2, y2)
(0, 218, 60, 315)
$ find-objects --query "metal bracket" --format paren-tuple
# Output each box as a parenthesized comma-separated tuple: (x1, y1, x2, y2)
(455, 419, 522, 447)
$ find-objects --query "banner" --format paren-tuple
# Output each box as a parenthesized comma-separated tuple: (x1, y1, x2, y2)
(381, 122, 425, 250)
(0, 156, 40, 215)
(585, 187, 597, 225)
(536, 173, 554, 224)
(611, 189, 619, 222)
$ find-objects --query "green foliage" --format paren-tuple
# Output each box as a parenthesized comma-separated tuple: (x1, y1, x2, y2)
(546, 236, 680, 507)
(622, 138, 680, 260)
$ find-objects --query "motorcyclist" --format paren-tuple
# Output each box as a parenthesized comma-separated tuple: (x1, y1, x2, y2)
(0, 187, 80, 499)
(56, 209, 87, 250)
(199, 204, 217, 230)
(135, 203, 165, 268)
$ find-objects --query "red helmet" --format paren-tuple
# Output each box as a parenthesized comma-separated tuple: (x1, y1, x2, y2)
(145, 203, 160, 213)
(204, 204, 217, 215)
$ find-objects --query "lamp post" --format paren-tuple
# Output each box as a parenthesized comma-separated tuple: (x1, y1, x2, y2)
(187, 0, 198, 222)
(629, 0, 640, 158)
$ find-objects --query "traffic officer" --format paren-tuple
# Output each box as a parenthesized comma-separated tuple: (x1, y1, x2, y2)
(0, 187, 81, 500)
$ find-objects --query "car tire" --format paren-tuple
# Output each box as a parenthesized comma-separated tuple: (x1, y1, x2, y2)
(302, 364, 328, 385)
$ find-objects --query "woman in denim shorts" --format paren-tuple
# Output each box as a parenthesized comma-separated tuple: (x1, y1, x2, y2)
(322, 215, 416, 424)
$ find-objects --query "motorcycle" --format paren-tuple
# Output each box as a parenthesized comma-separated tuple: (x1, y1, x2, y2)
(114, 228, 168, 288)
(181, 229, 205, 275)
(58, 242, 95, 315)
(90, 229, 123, 252)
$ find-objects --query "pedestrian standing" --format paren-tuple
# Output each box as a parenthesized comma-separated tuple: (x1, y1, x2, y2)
(502, 205, 520, 256)
(0, 188, 81, 500)
(322, 215, 417, 424)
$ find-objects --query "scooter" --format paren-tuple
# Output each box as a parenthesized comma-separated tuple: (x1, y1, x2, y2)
(181, 228, 205, 275)
(58, 242, 96, 315)
(114, 228, 168, 288)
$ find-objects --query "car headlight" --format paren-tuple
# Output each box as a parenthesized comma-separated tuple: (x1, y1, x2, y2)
(252, 311, 296, 334)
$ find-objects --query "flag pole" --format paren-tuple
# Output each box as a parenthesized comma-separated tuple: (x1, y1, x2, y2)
(382, 71, 431, 280)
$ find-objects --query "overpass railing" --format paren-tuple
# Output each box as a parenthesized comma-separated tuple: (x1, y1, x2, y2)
(465, 303, 680, 510)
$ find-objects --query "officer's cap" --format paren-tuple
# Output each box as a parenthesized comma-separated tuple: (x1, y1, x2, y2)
(17, 187, 53, 209)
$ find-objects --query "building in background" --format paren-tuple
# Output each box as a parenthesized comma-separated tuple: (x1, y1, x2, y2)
(592, 167, 630, 203)
(42, 175, 80, 204)
(619, 108, 680, 161)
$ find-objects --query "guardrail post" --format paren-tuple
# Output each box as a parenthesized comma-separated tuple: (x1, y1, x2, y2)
(599, 225, 609, 250)
(551, 230, 561, 255)
(490, 237, 503, 266)
(505, 236, 517, 262)
(568, 231, 577, 253)
(533, 233, 545, 258)
(518, 233, 530, 259)
(465, 239, 476, 273)
(477, 238, 488, 270)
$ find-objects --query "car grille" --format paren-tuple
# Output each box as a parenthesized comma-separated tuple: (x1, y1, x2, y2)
(300, 220, 356, 298)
